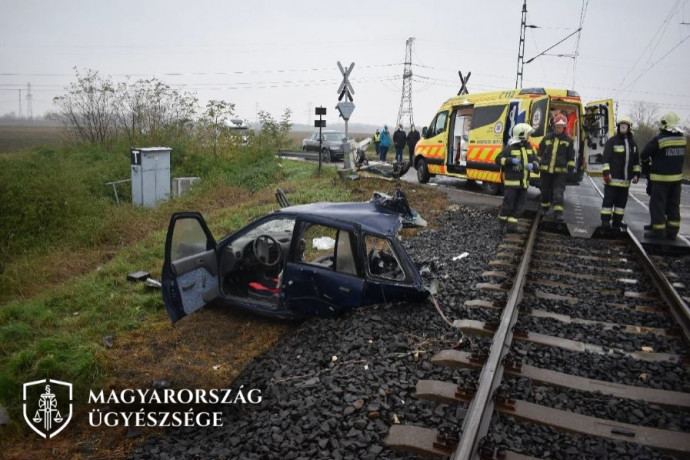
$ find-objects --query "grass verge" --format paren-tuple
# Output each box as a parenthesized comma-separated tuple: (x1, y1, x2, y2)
(0, 158, 448, 456)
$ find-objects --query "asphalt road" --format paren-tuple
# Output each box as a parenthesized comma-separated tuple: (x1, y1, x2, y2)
(400, 168, 690, 238)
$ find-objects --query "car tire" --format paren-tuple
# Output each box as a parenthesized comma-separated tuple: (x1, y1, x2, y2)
(416, 158, 430, 184)
(321, 148, 331, 163)
(480, 181, 501, 195)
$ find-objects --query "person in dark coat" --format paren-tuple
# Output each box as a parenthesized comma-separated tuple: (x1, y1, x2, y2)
(641, 112, 687, 240)
(537, 114, 575, 221)
(600, 117, 640, 230)
(406, 125, 421, 164)
(393, 124, 407, 163)
(496, 123, 539, 233)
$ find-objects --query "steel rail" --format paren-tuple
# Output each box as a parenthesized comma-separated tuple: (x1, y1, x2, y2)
(451, 215, 542, 460)
(587, 174, 690, 344)
(626, 230, 690, 344)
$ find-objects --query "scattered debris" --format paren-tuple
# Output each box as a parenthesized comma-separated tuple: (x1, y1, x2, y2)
(102, 335, 114, 349)
(127, 271, 150, 282)
(212, 365, 221, 371)
(312, 236, 336, 250)
(152, 379, 171, 389)
(370, 189, 427, 228)
(640, 346, 654, 353)
(453, 252, 470, 261)
(127, 270, 161, 290)
(145, 278, 162, 289)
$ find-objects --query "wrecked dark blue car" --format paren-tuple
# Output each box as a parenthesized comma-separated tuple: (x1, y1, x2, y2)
(162, 193, 428, 323)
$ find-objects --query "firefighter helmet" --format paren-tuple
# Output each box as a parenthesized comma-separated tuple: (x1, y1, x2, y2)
(660, 112, 681, 130)
(617, 116, 633, 127)
(554, 114, 567, 126)
(512, 123, 534, 141)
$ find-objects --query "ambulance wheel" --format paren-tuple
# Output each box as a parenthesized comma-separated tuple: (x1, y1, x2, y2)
(416, 158, 430, 184)
(320, 148, 331, 163)
(481, 181, 501, 195)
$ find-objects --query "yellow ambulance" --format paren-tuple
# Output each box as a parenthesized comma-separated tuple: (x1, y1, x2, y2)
(413, 87, 614, 193)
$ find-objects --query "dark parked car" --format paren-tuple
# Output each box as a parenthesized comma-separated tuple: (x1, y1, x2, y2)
(162, 197, 429, 323)
(301, 130, 347, 162)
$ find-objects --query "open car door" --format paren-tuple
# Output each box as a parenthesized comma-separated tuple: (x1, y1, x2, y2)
(162, 212, 219, 323)
(583, 99, 614, 174)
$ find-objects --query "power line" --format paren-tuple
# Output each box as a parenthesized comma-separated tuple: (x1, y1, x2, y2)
(618, 0, 682, 87)
(621, 33, 690, 92)
(570, 0, 589, 89)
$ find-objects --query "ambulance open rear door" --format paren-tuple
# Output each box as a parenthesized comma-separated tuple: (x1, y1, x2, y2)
(582, 99, 614, 174)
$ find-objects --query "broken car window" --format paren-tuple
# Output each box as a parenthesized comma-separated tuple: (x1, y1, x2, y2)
(364, 235, 405, 281)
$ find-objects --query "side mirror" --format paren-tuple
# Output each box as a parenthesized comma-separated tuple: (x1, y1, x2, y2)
(422, 127, 428, 138)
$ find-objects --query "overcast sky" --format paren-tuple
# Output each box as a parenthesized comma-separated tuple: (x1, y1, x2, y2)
(1, 0, 689, 129)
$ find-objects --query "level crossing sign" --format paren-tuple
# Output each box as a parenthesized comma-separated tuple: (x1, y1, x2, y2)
(337, 61, 355, 102)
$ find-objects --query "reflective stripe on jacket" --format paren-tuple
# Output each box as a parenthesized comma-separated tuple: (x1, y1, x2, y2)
(495, 141, 539, 189)
(641, 131, 686, 182)
(602, 133, 640, 188)
(537, 132, 575, 173)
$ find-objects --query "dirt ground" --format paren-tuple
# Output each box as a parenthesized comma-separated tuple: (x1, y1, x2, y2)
(2, 176, 450, 460)
(4, 307, 293, 460)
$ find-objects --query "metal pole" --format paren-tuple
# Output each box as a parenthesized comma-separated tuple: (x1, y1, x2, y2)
(318, 112, 323, 173)
(344, 119, 351, 170)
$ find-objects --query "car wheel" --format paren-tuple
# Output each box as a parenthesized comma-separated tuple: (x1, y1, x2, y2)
(416, 158, 430, 184)
(480, 181, 501, 195)
(321, 148, 331, 163)
(302, 145, 307, 151)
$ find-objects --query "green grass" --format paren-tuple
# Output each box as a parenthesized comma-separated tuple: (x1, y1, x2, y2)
(0, 158, 355, 436)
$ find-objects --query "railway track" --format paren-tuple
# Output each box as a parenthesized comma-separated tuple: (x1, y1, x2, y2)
(385, 215, 690, 459)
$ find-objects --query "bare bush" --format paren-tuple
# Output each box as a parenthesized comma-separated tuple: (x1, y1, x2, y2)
(51, 68, 119, 147)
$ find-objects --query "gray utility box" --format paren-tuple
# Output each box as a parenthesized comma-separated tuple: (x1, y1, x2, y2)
(131, 147, 171, 207)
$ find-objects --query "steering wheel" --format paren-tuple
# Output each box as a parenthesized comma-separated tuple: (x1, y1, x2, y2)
(252, 234, 282, 267)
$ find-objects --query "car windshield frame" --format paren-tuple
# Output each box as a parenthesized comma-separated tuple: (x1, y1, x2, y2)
(322, 133, 346, 142)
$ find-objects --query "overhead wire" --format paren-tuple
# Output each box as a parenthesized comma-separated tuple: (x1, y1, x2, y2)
(618, 0, 682, 87)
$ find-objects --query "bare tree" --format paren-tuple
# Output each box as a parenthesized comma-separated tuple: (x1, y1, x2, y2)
(629, 101, 660, 148)
(51, 68, 119, 148)
(115, 78, 197, 145)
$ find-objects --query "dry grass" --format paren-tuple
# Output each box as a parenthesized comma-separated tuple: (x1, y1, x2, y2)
(0, 125, 63, 153)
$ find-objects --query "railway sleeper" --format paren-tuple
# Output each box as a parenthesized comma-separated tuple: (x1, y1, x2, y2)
(414, 380, 690, 455)
(463, 299, 679, 338)
(454, 320, 689, 365)
(431, 349, 690, 409)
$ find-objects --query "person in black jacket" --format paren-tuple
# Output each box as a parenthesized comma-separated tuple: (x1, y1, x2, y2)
(393, 124, 407, 163)
(496, 123, 540, 233)
(641, 112, 687, 240)
(537, 114, 575, 221)
(600, 117, 640, 230)
(406, 125, 421, 164)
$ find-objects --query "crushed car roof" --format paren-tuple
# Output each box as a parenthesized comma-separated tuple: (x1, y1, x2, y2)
(277, 201, 403, 236)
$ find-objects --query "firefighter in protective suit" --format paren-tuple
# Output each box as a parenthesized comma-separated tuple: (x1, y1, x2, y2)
(600, 117, 640, 230)
(496, 123, 539, 233)
(538, 114, 575, 221)
(641, 112, 687, 240)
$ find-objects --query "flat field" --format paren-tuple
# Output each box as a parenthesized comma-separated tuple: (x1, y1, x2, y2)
(0, 125, 63, 153)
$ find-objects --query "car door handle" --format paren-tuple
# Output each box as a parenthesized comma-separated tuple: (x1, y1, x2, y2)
(181, 281, 196, 291)
(339, 286, 351, 294)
